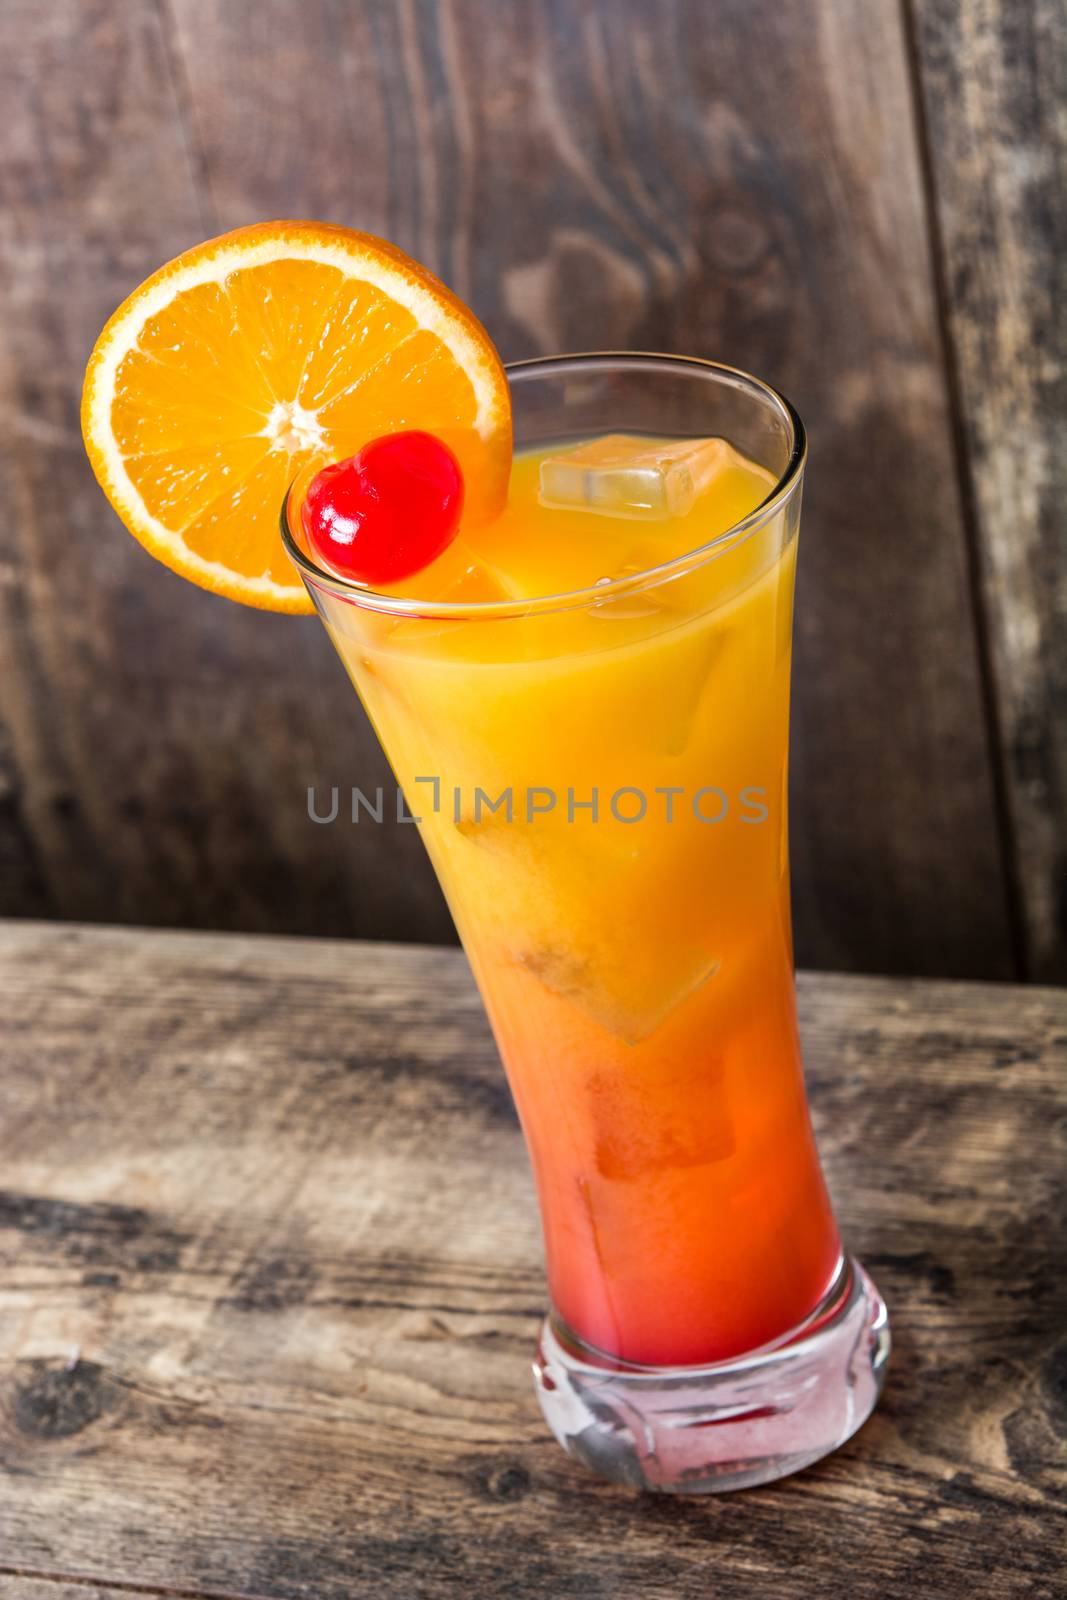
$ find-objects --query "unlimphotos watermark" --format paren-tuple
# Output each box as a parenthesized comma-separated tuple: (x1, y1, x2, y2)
(307, 780, 769, 826)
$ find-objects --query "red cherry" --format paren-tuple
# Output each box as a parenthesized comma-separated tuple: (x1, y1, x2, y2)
(302, 431, 464, 584)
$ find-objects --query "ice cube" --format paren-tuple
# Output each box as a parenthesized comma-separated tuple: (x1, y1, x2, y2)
(453, 805, 518, 854)
(590, 1060, 735, 1179)
(515, 943, 722, 1046)
(386, 541, 523, 642)
(587, 573, 667, 621)
(539, 434, 731, 521)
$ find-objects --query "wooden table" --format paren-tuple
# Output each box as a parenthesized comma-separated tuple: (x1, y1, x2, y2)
(1, 922, 1063, 1598)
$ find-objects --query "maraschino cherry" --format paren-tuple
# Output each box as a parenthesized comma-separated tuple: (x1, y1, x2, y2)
(302, 430, 464, 584)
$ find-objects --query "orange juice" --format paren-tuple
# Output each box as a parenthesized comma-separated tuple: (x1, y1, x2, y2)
(313, 434, 841, 1368)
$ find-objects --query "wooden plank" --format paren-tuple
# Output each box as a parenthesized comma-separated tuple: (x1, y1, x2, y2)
(0, 0, 454, 947)
(0, 1582, 171, 1600)
(0, 0, 1016, 981)
(162, 0, 1015, 979)
(0, 922, 1063, 1599)
(907, 0, 1067, 981)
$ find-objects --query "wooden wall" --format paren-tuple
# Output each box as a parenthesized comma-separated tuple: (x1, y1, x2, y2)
(1, 0, 1062, 981)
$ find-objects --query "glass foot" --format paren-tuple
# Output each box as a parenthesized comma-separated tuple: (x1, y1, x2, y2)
(533, 1256, 889, 1493)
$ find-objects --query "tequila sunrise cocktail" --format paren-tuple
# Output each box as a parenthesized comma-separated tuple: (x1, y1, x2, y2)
(286, 356, 889, 1490)
(83, 226, 888, 1493)
(296, 421, 837, 1370)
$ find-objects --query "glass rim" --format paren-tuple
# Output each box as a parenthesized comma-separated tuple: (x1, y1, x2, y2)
(280, 351, 806, 620)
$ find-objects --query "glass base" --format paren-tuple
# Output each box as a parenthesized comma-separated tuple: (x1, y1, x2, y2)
(533, 1255, 889, 1493)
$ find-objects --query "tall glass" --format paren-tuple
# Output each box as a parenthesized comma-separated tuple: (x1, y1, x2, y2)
(283, 355, 889, 1492)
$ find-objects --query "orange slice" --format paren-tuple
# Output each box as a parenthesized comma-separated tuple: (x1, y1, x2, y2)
(81, 221, 512, 613)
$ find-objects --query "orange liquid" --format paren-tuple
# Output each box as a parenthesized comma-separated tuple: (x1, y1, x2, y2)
(319, 439, 841, 1367)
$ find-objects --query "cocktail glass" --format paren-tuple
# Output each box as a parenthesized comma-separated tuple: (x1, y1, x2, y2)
(282, 354, 889, 1492)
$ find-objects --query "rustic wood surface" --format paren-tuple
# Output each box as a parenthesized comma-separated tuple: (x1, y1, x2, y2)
(1, 0, 1045, 982)
(909, 0, 1067, 983)
(0, 0, 454, 949)
(0, 1587, 158, 1600)
(0, 1588, 157, 1600)
(0, 921, 1064, 1599)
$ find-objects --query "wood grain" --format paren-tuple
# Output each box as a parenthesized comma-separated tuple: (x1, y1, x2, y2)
(166, 0, 1014, 978)
(0, 0, 1020, 980)
(908, 0, 1067, 981)
(0, 1584, 167, 1600)
(0, 921, 1063, 1599)
(0, 0, 454, 947)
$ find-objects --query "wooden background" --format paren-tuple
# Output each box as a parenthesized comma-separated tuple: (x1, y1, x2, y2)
(0, 0, 1063, 982)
